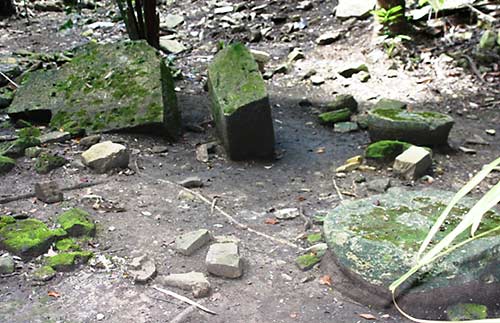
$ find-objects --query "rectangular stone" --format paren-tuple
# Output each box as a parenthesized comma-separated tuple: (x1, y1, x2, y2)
(393, 146, 432, 180)
(175, 229, 211, 256)
(35, 181, 63, 204)
(206, 242, 242, 278)
(208, 43, 275, 160)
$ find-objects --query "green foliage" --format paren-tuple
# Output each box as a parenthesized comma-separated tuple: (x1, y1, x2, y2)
(372, 5, 405, 37)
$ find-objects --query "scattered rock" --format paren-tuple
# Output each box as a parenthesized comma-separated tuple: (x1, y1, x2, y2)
(81, 141, 129, 173)
(56, 208, 96, 237)
(35, 181, 63, 204)
(459, 146, 477, 154)
(250, 49, 271, 71)
(316, 31, 341, 45)
(365, 140, 412, 161)
(326, 94, 358, 113)
(288, 48, 305, 62)
(79, 135, 101, 148)
(334, 121, 359, 133)
(32, 265, 56, 282)
(34, 0, 63, 12)
(338, 63, 369, 78)
(24, 146, 44, 158)
(297, 0, 313, 11)
(35, 152, 67, 174)
(161, 272, 211, 298)
(206, 243, 243, 278)
(465, 134, 489, 145)
(393, 146, 432, 180)
(129, 255, 157, 283)
(214, 5, 233, 14)
(447, 303, 488, 321)
(335, 0, 376, 19)
(196, 144, 210, 163)
(208, 43, 275, 160)
(0, 254, 15, 274)
(274, 208, 300, 220)
(357, 71, 371, 82)
(178, 176, 204, 189)
(175, 229, 211, 256)
(47, 251, 93, 272)
(39, 131, 71, 145)
(0, 155, 15, 175)
(485, 129, 496, 136)
(367, 178, 391, 193)
(159, 38, 187, 54)
(310, 75, 325, 85)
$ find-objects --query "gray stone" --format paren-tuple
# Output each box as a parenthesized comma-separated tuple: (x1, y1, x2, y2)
(393, 146, 432, 180)
(274, 208, 300, 220)
(0, 87, 14, 109)
(0, 254, 15, 274)
(35, 181, 63, 204)
(196, 144, 209, 163)
(357, 71, 371, 82)
(326, 94, 358, 113)
(310, 75, 325, 85)
(24, 146, 44, 158)
(250, 49, 271, 72)
(323, 187, 500, 315)
(161, 272, 211, 298)
(214, 6, 233, 14)
(39, 131, 71, 144)
(334, 121, 359, 133)
(161, 14, 184, 29)
(178, 177, 203, 189)
(335, 0, 375, 19)
(129, 255, 156, 283)
(338, 63, 369, 78)
(208, 43, 275, 160)
(366, 178, 391, 193)
(159, 38, 187, 54)
(288, 48, 305, 62)
(176, 229, 211, 256)
(316, 31, 341, 45)
(367, 108, 454, 146)
(34, 0, 64, 11)
(0, 56, 23, 87)
(479, 30, 497, 50)
(81, 141, 129, 173)
(373, 98, 407, 110)
(206, 243, 243, 278)
(79, 135, 101, 148)
(32, 265, 56, 281)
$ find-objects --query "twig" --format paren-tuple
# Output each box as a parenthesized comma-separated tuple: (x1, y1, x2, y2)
(152, 286, 217, 315)
(0, 71, 19, 88)
(332, 178, 344, 203)
(465, 4, 496, 23)
(0, 180, 107, 204)
(298, 206, 312, 231)
(210, 197, 217, 214)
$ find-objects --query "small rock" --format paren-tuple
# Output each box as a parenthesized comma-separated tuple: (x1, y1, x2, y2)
(175, 229, 211, 256)
(316, 31, 341, 45)
(206, 243, 243, 278)
(338, 63, 369, 78)
(178, 190, 196, 201)
(479, 30, 497, 50)
(214, 5, 233, 14)
(150, 145, 169, 154)
(35, 152, 67, 174)
(0, 254, 15, 274)
(129, 255, 157, 283)
(485, 129, 496, 136)
(288, 48, 305, 62)
(39, 131, 71, 145)
(159, 38, 187, 54)
(357, 71, 371, 82)
(273, 64, 289, 75)
(79, 135, 101, 148)
(161, 14, 184, 29)
(296, 253, 321, 271)
(196, 144, 210, 163)
(393, 146, 432, 180)
(81, 141, 129, 173)
(161, 272, 211, 298)
(32, 265, 56, 281)
(24, 146, 44, 158)
(334, 121, 359, 133)
(326, 94, 358, 113)
(274, 208, 300, 220)
(297, 0, 313, 10)
(319, 109, 352, 125)
(34, 181, 63, 204)
(250, 49, 271, 71)
(459, 146, 477, 154)
(335, 0, 375, 19)
(178, 176, 203, 188)
(96, 313, 105, 321)
(367, 178, 391, 193)
(310, 75, 325, 85)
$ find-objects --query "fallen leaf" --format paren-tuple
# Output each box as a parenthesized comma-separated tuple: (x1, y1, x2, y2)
(359, 313, 377, 320)
(319, 275, 332, 286)
(265, 218, 279, 225)
(48, 291, 60, 298)
(297, 196, 306, 202)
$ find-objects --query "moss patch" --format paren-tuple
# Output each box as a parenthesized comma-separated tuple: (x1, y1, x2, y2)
(56, 208, 95, 237)
(55, 238, 81, 251)
(32, 265, 56, 282)
(372, 108, 449, 122)
(326, 94, 358, 113)
(35, 152, 67, 174)
(319, 108, 352, 125)
(373, 98, 407, 110)
(0, 155, 15, 174)
(47, 251, 93, 272)
(447, 303, 488, 321)
(365, 140, 412, 160)
(296, 253, 321, 271)
(307, 233, 323, 245)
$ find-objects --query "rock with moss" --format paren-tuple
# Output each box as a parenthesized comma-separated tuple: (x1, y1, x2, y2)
(0, 155, 15, 174)
(56, 208, 95, 237)
(0, 127, 41, 158)
(479, 30, 497, 50)
(0, 215, 16, 230)
(325, 94, 358, 113)
(365, 140, 412, 161)
(324, 187, 500, 315)
(208, 43, 275, 160)
(0, 56, 23, 87)
(0, 218, 66, 259)
(447, 303, 488, 321)
(55, 238, 80, 251)
(7, 41, 181, 140)
(367, 108, 454, 146)
(32, 265, 56, 282)
(0, 87, 14, 109)
(35, 152, 67, 174)
(47, 251, 93, 272)
(319, 108, 352, 125)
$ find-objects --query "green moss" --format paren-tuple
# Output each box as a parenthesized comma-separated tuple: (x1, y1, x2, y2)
(0, 155, 15, 174)
(47, 251, 93, 272)
(296, 253, 321, 271)
(372, 108, 449, 122)
(447, 303, 488, 321)
(55, 238, 80, 251)
(0, 215, 16, 229)
(56, 208, 95, 237)
(307, 233, 323, 245)
(365, 140, 412, 160)
(35, 152, 67, 174)
(0, 219, 66, 258)
(32, 265, 56, 281)
(319, 108, 352, 125)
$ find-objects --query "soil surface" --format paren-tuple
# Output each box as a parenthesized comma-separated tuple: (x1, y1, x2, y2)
(1, 0, 499, 322)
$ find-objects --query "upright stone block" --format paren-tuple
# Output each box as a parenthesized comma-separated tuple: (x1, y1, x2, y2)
(393, 146, 432, 180)
(208, 43, 275, 160)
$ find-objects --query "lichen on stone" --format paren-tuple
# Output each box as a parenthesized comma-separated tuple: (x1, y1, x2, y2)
(55, 238, 81, 251)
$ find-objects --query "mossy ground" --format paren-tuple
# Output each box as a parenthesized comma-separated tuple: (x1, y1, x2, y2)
(307, 233, 323, 245)
(296, 253, 321, 270)
(56, 208, 96, 237)
(447, 303, 488, 321)
(55, 238, 81, 251)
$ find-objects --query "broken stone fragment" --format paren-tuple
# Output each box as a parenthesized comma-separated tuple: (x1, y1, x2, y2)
(274, 208, 300, 220)
(79, 134, 101, 148)
(208, 43, 275, 160)
(334, 121, 359, 133)
(366, 178, 391, 193)
(250, 49, 271, 72)
(81, 141, 129, 173)
(326, 94, 358, 113)
(35, 181, 63, 204)
(160, 14, 184, 30)
(206, 242, 243, 278)
(35, 152, 67, 174)
(335, 0, 375, 19)
(365, 140, 412, 161)
(175, 229, 211, 256)
(159, 38, 187, 54)
(393, 146, 432, 180)
(161, 272, 211, 298)
(32, 265, 56, 282)
(288, 48, 305, 62)
(24, 146, 44, 158)
(318, 109, 352, 125)
(338, 63, 369, 78)
(316, 31, 341, 45)
(296, 252, 321, 271)
(129, 255, 157, 283)
(178, 176, 204, 189)
(39, 131, 71, 145)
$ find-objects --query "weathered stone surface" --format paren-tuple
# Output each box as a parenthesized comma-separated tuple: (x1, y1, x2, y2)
(338, 63, 369, 78)
(175, 229, 211, 256)
(206, 242, 243, 278)
(0, 56, 23, 87)
(447, 303, 488, 321)
(208, 43, 275, 160)
(0, 87, 14, 109)
(35, 152, 67, 174)
(373, 98, 407, 111)
(39, 131, 71, 144)
(319, 109, 352, 125)
(24, 146, 44, 158)
(160, 14, 184, 29)
(32, 265, 56, 281)
(0, 254, 15, 274)
(79, 134, 101, 148)
(8, 41, 180, 139)
(365, 140, 412, 161)
(159, 38, 187, 54)
(367, 108, 454, 146)
(334, 121, 359, 133)
(35, 181, 63, 204)
(275, 208, 300, 220)
(366, 178, 391, 193)
(326, 94, 358, 113)
(81, 141, 129, 173)
(324, 188, 500, 314)
(393, 146, 432, 180)
(0, 155, 15, 175)
(129, 255, 157, 283)
(335, 0, 376, 19)
(161, 272, 211, 298)
(56, 208, 95, 237)
(479, 30, 497, 50)
(316, 31, 341, 45)
(178, 176, 203, 189)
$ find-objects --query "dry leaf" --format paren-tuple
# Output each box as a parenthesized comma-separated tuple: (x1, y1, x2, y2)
(319, 275, 332, 286)
(48, 291, 60, 298)
(265, 218, 279, 225)
(359, 313, 377, 320)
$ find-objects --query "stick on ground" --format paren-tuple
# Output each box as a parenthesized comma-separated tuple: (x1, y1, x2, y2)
(152, 286, 217, 315)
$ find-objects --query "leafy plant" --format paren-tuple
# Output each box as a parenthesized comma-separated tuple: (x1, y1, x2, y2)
(390, 157, 500, 322)
(372, 5, 406, 36)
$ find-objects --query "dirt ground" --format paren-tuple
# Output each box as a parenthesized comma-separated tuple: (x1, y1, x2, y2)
(1, 0, 499, 322)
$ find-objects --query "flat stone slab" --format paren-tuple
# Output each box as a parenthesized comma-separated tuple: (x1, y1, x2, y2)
(161, 272, 211, 298)
(367, 107, 454, 146)
(175, 229, 211, 256)
(335, 0, 375, 19)
(324, 187, 500, 315)
(208, 43, 275, 160)
(206, 242, 243, 278)
(7, 41, 180, 139)
(81, 141, 129, 173)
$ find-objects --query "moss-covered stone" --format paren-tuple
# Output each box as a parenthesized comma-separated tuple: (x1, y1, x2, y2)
(307, 233, 323, 245)
(55, 238, 80, 251)
(24, 146, 44, 158)
(32, 265, 56, 282)
(447, 303, 488, 321)
(0, 219, 66, 259)
(0, 127, 41, 158)
(0, 216, 16, 228)
(296, 253, 321, 271)
(0, 155, 15, 174)
(365, 140, 412, 160)
(479, 30, 497, 50)
(0, 87, 14, 109)
(47, 251, 93, 272)
(7, 41, 180, 139)
(56, 208, 95, 237)
(34, 152, 67, 174)
(326, 94, 358, 113)
(319, 108, 352, 125)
